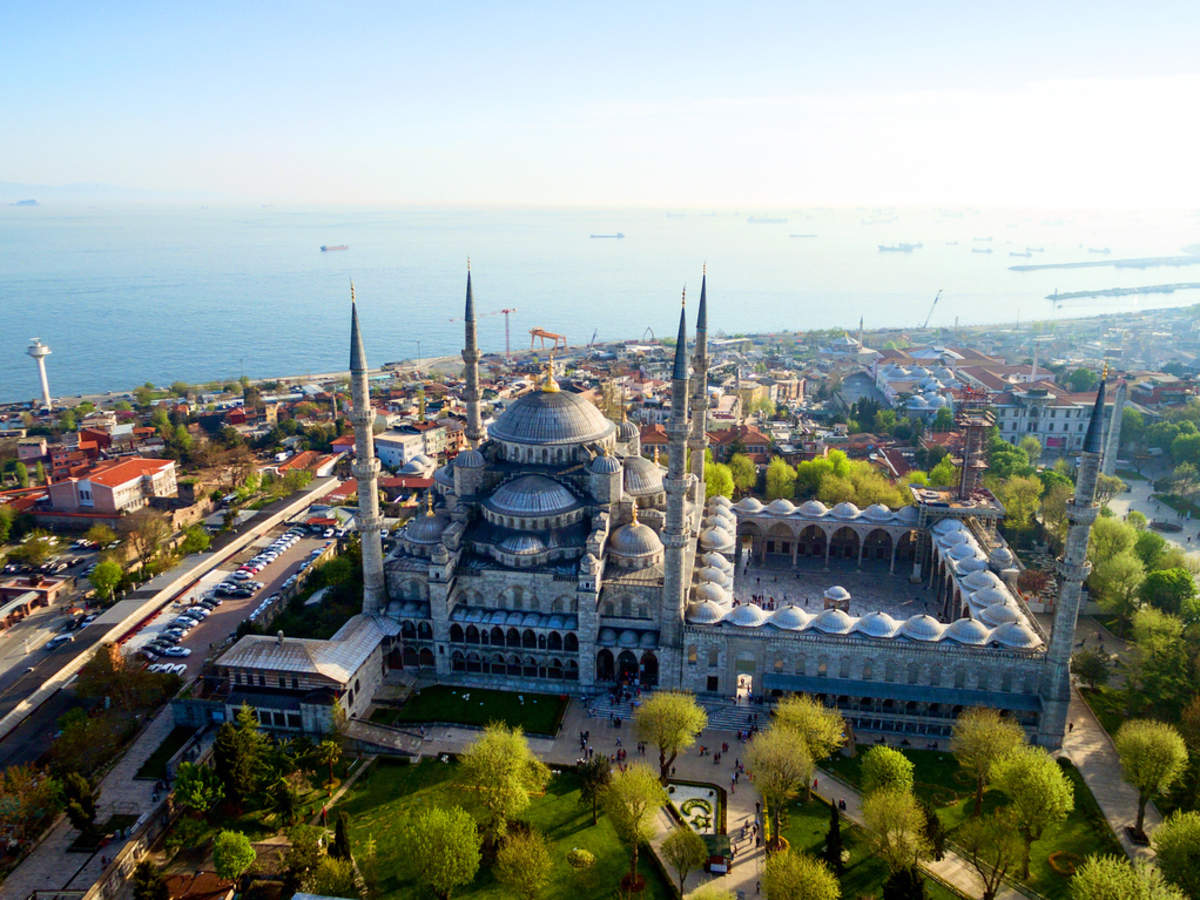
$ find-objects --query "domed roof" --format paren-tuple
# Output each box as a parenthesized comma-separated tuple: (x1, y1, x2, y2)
(900, 614, 946, 642)
(769, 605, 813, 630)
(980, 603, 1019, 627)
(799, 500, 829, 517)
(489, 389, 615, 445)
(703, 551, 733, 571)
(933, 519, 966, 535)
(972, 587, 1011, 607)
(687, 600, 725, 624)
(956, 557, 989, 573)
(639, 631, 658, 649)
(455, 448, 486, 468)
(623, 455, 665, 496)
(700, 526, 734, 550)
(937, 530, 968, 548)
(618, 629, 639, 647)
(727, 604, 769, 627)
(499, 533, 546, 555)
(897, 505, 919, 523)
(609, 521, 664, 560)
(433, 464, 455, 487)
(812, 607, 855, 634)
(697, 565, 727, 584)
(598, 627, 617, 644)
(831, 501, 861, 519)
(907, 395, 930, 409)
(735, 497, 764, 512)
(767, 498, 796, 514)
(990, 621, 1041, 649)
(486, 475, 579, 517)
(710, 495, 733, 509)
(405, 510, 449, 544)
(949, 541, 983, 560)
(863, 503, 893, 521)
(590, 452, 622, 475)
(616, 417, 639, 442)
(696, 582, 730, 604)
(945, 617, 991, 645)
(823, 585, 851, 602)
(962, 570, 1004, 591)
(856, 611, 901, 638)
(989, 547, 1014, 567)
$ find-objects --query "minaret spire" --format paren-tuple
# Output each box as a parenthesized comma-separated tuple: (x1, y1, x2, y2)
(661, 287, 692, 679)
(347, 284, 387, 616)
(462, 263, 483, 447)
(689, 267, 710, 488)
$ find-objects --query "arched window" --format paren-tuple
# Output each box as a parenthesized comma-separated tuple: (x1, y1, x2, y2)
(522, 629, 537, 649)
(491, 626, 504, 645)
(401, 621, 416, 639)
(537, 633, 547, 650)
(449, 624, 464, 643)
(548, 632, 563, 651)
(418, 647, 434, 668)
(418, 622, 433, 640)
(507, 627, 521, 647)
(451, 651, 466, 672)
(862, 660, 873, 680)
(906, 661, 921, 684)
(707, 647, 719, 667)
(687, 645, 698, 664)
(840, 656, 851, 678)
(465, 625, 479, 644)
(565, 633, 579, 652)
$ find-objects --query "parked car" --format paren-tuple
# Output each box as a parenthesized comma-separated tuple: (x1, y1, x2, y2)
(45, 634, 75, 650)
(160, 646, 192, 658)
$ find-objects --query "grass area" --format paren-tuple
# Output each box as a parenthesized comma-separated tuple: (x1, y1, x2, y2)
(1151, 492, 1200, 518)
(778, 796, 963, 900)
(822, 747, 1122, 899)
(1080, 686, 1127, 737)
(1114, 468, 1146, 482)
(336, 758, 674, 900)
(385, 685, 568, 736)
(135, 725, 197, 780)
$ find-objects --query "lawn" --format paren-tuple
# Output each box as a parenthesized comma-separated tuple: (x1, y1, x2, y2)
(1113, 468, 1146, 482)
(335, 757, 674, 899)
(135, 725, 197, 780)
(822, 746, 1122, 899)
(1080, 686, 1127, 737)
(381, 685, 568, 736)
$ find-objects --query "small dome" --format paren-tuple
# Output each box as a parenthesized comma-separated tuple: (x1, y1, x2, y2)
(990, 621, 1041, 649)
(972, 586, 1011, 607)
(937, 530, 968, 548)
(980, 603, 1019, 627)
(812, 607, 855, 634)
(798, 500, 829, 517)
(703, 551, 733, 572)
(697, 565, 728, 584)
(696, 582, 730, 604)
(433, 464, 455, 487)
(687, 600, 725, 624)
(769, 605, 813, 630)
(499, 533, 546, 556)
(598, 627, 617, 644)
(590, 453, 622, 475)
(700, 526, 734, 550)
(618, 629, 639, 647)
(735, 497, 765, 513)
(962, 570, 1004, 591)
(617, 417, 639, 442)
(767, 498, 796, 514)
(609, 521, 664, 560)
(405, 510, 449, 544)
(989, 547, 1014, 567)
(823, 585, 851, 603)
(956, 557, 988, 573)
(933, 518, 966, 535)
(897, 506, 919, 523)
(831, 501, 861, 519)
(856, 610, 900, 638)
(487, 475, 579, 517)
(623, 455, 665, 496)
(949, 541, 982, 561)
(639, 631, 658, 649)
(900, 614, 946, 642)
(710, 495, 734, 509)
(945, 617, 991, 646)
(863, 503, 893, 521)
(907, 395, 930, 409)
(455, 448, 486, 468)
(727, 604, 769, 627)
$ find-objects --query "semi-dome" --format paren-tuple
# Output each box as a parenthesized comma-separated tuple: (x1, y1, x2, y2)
(812, 607, 855, 634)
(598, 627, 617, 644)
(433, 464, 455, 488)
(980, 603, 1019, 627)
(945, 617, 992, 645)
(687, 600, 725, 624)
(486, 475, 579, 517)
(727, 604, 769, 627)
(767, 498, 796, 514)
(962, 569, 1004, 591)
(856, 611, 901, 638)
(489, 389, 615, 445)
(799, 500, 829, 516)
(700, 526, 734, 550)
(863, 503, 893, 521)
(499, 533, 546, 556)
(897, 505, 919, 524)
(608, 521, 664, 560)
(823, 585, 851, 603)
(900, 614, 946, 642)
(623, 455, 665, 496)
(831, 501, 861, 519)
(735, 497, 764, 512)
(990, 621, 1041, 649)
(454, 448, 486, 468)
(618, 629, 639, 647)
(405, 510, 449, 544)
(696, 582, 730, 604)
(769, 605, 813, 630)
(590, 453, 622, 475)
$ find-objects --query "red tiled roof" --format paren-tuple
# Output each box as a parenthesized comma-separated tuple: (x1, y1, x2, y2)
(85, 457, 173, 488)
(640, 424, 669, 444)
(380, 476, 433, 489)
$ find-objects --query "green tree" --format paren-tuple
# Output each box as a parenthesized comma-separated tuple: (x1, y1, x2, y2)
(495, 829, 553, 900)
(861, 789, 931, 875)
(861, 746, 915, 796)
(765, 457, 797, 500)
(13, 460, 29, 488)
(270, 777, 299, 827)
(281, 824, 323, 894)
(173, 762, 223, 816)
(1019, 436, 1042, 466)
(1091, 551, 1145, 621)
(1071, 650, 1111, 690)
(957, 812, 1023, 900)
(121, 507, 170, 568)
(457, 723, 551, 844)
(1114, 719, 1189, 838)
(310, 856, 357, 897)
(989, 746, 1074, 878)
(1070, 855, 1185, 900)
(773, 693, 846, 763)
(131, 860, 169, 900)
(1133, 529, 1169, 570)
(928, 455, 958, 487)
(212, 704, 267, 809)
(400, 806, 482, 899)
(1126, 609, 1193, 718)
(0, 762, 62, 846)
(1067, 368, 1099, 392)
(316, 738, 342, 787)
(705, 462, 734, 499)
(1088, 516, 1138, 566)
(330, 809, 352, 860)
(212, 830, 256, 885)
(824, 800, 844, 875)
(688, 886, 736, 900)
(578, 754, 611, 825)
(661, 825, 708, 896)
(85, 523, 118, 546)
(746, 727, 814, 849)
(932, 406, 954, 432)
(1171, 432, 1200, 466)
(762, 849, 841, 900)
(178, 525, 211, 555)
(603, 763, 667, 888)
(728, 453, 757, 495)
(88, 559, 124, 603)
(62, 771, 98, 836)
(1151, 810, 1200, 899)
(997, 475, 1044, 530)
(634, 691, 708, 784)
(1139, 568, 1198, 619)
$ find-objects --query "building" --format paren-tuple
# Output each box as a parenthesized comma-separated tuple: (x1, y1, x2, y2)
(47, 457, 177, 514)
(373, 430, 426, 470)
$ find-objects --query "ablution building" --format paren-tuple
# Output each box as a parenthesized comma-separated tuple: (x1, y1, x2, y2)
(217, 271, 1105, 749)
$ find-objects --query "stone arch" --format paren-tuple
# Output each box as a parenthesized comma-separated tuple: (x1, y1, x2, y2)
(863, 528, 893, 562)
(537, 633, 547, 650)
(596, 649, 615, 681)
(765, 521, 796, 560)
(523, 655, 538, 677)
(490, 625, 505, 645)
(451, 650, 466, 672)
(906, 661, 921, 684)
(418, 647, 435, 668)
(829, 526, 860, 560)
(402, 646, 418, 667)
(548, 657, 564, 678)
(522, 628, 537, 649)
(418, 621, 432, 640)
(548, 631, 563, 651)
(617, 649, 638, 681)
(896, 530, 919, 562)
(565, 633, 579, 652)
(449, 624, 464, 643)
(507, 653, 522, 675)
(798, 524, 828, 558)
(401, 621, 416, 639)
(507, 627, 521, 647)
(566, 659, 579, 680)
(640, 651, 659, 686)
(467, 651, 482, 672)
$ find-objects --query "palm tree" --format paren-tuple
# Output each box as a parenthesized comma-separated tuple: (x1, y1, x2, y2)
(316, 739, 342, 788)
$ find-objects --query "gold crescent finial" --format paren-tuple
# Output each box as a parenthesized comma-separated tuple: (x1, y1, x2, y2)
(702, 262, 707, 277)
(542, 349, 560, 392)
(425, 492, 434, 515)
(631, 501, 639, 524)
(1101, 361, 1109, 380)
(467, 256, 471, 272)
(350, 279, 356, 303)
(681, 285, 687, 307)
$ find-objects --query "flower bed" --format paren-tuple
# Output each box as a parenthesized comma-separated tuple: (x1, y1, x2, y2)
(667, 782, 720, 834)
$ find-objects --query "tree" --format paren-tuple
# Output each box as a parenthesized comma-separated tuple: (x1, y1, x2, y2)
(212, 830, 256, 885)
(1095, 474, 1127, 507)
(928, 455, 958, 487)
(1067, 368, 1099, 392)
(957, 812, 1023, 900)
(310, 855, 357, 898)
(1139, 568, 1197, 619)
(602, 763, 667, 888)
(747, 727, 813, 848)
(861, 789, 931, 875)
(1070, 855, 1185, 900)
(951, 707, 1026, 816)
(1126, 609, 1193, 719)
(578, 754, 611, 825)
(330, 809, 352, 860)
(882, 867, 927, 900)
(11, 530, 55, 567)
(705, 462, 734, 499)
(0, 762, 61, 846)
(687, 886, 736, 900)
(996, 475, 1043, 530)
(270, 777, 299, 827)
(1151, 810, 1200, 899)
(1114, 719, 1188, 838)
(62, 771, 98, 836)
(457, 723, 551, 844)
(634, 691, 708, 784)
(178, 525, 211, 555)
(1019, 436, 1042, 466)
(316, 738, 342, 787)
(89, 559, 123, 603)
(1133, 529, 1169, 570)
(762, 849, 840, 900)
(400, 806, 481, 899)
(85, 523, 118, 546)
(13, 460, 28, 488)
(281, 824, 323, 894)
(131, 860, 169, 900)
(772, 694, 846, 773)
(1088, 517, 1137, 567)
(173, 761, 223, 816)
(728, 453, 757, 495)
(661, 825, 707, 896)
(1041, 482, 1074, 544)
(213, 704, 267, 809)
(861, 746, 915, 796)
(1071, 650, 1111, 691)
(1091, 551, 1145, 621)
(824, 800, 844, 875)
(495, 829, 553, 900)
(765, 458, 796, 501)
(989, 746, 1074, 878)
(122, 507, 170, 567)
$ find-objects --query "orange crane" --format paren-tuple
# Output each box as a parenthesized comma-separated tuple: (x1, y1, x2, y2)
(450, 307, 519, 359)
(530, 328, 567, 351)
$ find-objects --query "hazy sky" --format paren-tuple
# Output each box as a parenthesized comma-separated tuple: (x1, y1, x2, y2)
(5, 1, 1200, 207)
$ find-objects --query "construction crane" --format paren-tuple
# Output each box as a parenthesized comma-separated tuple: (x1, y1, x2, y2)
(530, 328, 567, 351)
(922, 289, 943, 329)
(450, 306, 518, 359)
(588, 329, 598, 347)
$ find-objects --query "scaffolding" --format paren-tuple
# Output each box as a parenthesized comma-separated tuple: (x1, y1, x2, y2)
(955, 388, 995, 500)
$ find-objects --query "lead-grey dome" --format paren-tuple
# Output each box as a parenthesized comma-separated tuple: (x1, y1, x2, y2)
(590, 453, 622, 475)
(608, 521, 664, 560)
(489, 390, 615, 445)
(617, 417, 638, 442)
(485, 475, 579, 517)
(623, 455, 664, 496)
(498, 533, 546, 556)
(455, 448, 486, 468)
(405, 510, 449, 544)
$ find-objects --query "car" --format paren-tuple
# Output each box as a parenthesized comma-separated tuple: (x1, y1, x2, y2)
(230, 588, 254, 598)
(155, 633, 181, 645)
(141, 649, 160, 661)
(199, 599, 220, 610)
(323, 528, 335, 538)
(160, 646, 192, 658)
(80, 613, 98, 626)
(166, 663, 188, 676)
(45, 634, 75, 650)
(231, 571, 252, 581)
(185, 605, 209, 616)
(146, 663, 166, 673)
(163, 627, 188, 639)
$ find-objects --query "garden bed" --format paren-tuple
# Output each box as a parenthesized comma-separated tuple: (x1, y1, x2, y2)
(666, 782, 721, 835)
(383, 685, 569, 736)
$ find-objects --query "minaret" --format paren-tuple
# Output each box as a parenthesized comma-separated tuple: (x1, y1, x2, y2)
(462, 264, 483, 447)
(1101, 379, 1126, 477)
(348, 284, 387, 616)
(661, 291, 691, 660)
(27, 339, 52, 411)
(1038, 376, 1106, 747)
(688, 268, 709, 488)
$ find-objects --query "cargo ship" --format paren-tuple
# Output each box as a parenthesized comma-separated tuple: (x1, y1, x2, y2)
(320, 244, 349, 252)
(878, 242, 922, 252)
(589, 233, 625, 239)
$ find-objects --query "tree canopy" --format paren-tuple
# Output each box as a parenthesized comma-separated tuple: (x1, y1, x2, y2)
(602, 763, 668, 886)
(989, 746, 1074, 878)
(951, 707, 1027, 816)
(212, 830, 256, 884)
(494, 829, 553, 900)
(762, 849, 841, 900)
(1150, 810, 1200, 899)
(861, 788, 931, 874)
(1114, 719, 1189, 837)
(634, 691, 708, 783)
(861, 746, 915, 796)
(457, 723, 551, 843)
(400, 805, 482, 900)
(1069, 855, 1185, 900)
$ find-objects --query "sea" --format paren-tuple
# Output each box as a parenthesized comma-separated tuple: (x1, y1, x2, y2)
(2, 205, 1200, 403)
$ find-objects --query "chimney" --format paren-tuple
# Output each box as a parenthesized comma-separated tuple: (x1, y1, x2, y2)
(276, 630, 285, 647)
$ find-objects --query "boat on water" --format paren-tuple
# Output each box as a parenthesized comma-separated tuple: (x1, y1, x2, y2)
(1088, 247, 1111, 255)
(747, 216, 788, 224)
(1009, 250, 1033, 258)
(320, 244, 348, 252)
(589, 233, 625, 239)
(878, 242, 922, 252)
(971, 247, 993, 254)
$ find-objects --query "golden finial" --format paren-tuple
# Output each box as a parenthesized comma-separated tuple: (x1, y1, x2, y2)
(652, 445, 660, 465)
(1101, 362, 1109, 381)
(681, 285, 687, 307)
(466, 256, 471, 272)
(702, 262, 707, 277)
(425, 492, 434, 516)
(631, 502, 639, 524)
(542, 349, 560, 392)
(350, 279, 356, 303)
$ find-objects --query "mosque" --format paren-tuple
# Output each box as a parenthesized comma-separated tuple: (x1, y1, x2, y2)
(214, 271, 1102, 749)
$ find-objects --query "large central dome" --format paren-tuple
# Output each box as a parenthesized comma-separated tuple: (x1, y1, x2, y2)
(490, 390, 615, 446)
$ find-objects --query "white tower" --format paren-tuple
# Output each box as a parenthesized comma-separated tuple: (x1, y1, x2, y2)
(348, 286, 387, 616)
(27, 338, 52, 411)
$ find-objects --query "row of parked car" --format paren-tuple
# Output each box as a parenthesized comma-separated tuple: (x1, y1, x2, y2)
(140, 597, 224, 660)
(147, 662, 188, 677)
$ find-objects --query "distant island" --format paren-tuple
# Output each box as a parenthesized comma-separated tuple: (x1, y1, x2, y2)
(11, 198, 37, 207)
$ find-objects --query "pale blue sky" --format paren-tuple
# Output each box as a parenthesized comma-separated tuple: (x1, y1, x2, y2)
(4, 1, 1199, 206)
